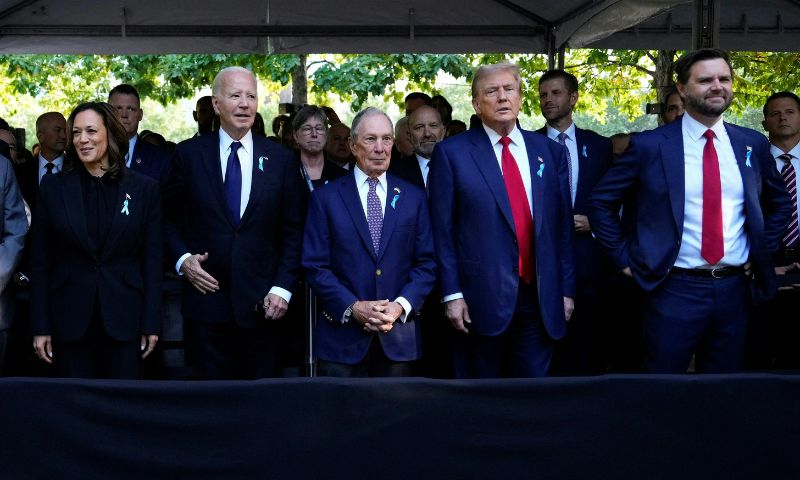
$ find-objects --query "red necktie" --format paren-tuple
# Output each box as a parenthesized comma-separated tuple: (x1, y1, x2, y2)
(500, 136, 534, 283)
(701, 129, 724, 265)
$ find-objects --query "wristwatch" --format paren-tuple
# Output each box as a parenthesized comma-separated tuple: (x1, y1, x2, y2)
(343, 302, 355, 323)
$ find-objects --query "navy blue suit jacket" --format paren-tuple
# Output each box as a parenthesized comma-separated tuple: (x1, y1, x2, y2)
(30, 169, 162, 341)
(388, 154, 425, 189)
(587, 120, 791, 301)
(163, 132, 306, 327)
(302, 172, 436, 363)
(129, 137, 171, 186)
(428, 126, 576, 339)
(537, 126, 614, 281)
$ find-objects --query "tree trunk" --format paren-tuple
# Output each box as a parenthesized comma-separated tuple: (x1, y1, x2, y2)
(654, 49, 677, 125)
(291, 54, 308, 108)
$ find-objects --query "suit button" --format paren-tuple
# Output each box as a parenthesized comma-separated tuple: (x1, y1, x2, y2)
(376, 269, 382, 276)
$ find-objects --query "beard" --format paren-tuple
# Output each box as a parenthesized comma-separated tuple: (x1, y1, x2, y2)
(685, 91, 732, 117)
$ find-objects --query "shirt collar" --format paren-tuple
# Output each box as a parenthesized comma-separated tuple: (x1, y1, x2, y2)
(354, 164, 387, 191)
(219, 128, 253, 155)
(683, 112, 726, 142)
(38, 154, 64, 170)
(770, 142, 800, 160)
(415, 153, 430, 166)
(482, 123, 524, 148)
(545, 122, 576, 141)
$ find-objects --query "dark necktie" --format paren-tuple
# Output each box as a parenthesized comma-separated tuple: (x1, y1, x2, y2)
(701, 129, 723, 265)
(366, 177, 382, 255)
(44, 162, 55, 175)
(224, 141, 242, 227)
(557, 132, 574, 204)
(500, 136, 534, 283)
(780, 153, 799, 247)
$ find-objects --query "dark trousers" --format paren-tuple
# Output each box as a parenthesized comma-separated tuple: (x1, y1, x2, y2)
(551, 279, 605, 375)
(317, 337, 415, 377)
(643, 271, 750, 373)
(52, 312, 142, 379)
(0, 329, 7, 375)
(189, 317, 281, 380)
(453, 280, 553, 378)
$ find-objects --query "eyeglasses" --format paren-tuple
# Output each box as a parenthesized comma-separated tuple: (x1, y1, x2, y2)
(299, 125, 326, 136)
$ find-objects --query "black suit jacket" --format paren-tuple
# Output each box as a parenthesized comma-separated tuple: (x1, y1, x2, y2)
(30, 168, 163, 341)
(388, 154, 426, 189)
(14, 157, 41, 211)
(163, 132, 307, 327)
(129, 138, 172, 186)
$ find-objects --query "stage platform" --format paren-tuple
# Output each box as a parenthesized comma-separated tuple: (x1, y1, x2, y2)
(2, 374, 799, 479)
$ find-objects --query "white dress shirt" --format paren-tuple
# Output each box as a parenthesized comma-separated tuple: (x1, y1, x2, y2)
(125, 134, 137, 168)
(770, 143, 800, 225)
(352, 166, 411, 322)
(675, 114, 748, 268)
(443, 123, 533, 303)
(546, 123, 579, 206)
(416, 154, 431, 187)
(37, 154, 64, 184)
(176, 129, 291, 302)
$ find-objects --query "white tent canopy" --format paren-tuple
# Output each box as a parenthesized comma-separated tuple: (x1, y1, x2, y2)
(0, 0, 799, 54)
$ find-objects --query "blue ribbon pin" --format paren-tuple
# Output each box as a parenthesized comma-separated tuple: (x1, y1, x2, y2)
(121, 193, 131, 216)
(745, 147, 752, 168)
(537, 164, 545, 177)
(258, 156, 267, 171)
(582, 145, 588, 158)
(391, 187, 401, 209)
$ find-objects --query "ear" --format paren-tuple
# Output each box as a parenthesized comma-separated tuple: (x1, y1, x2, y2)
(137, 108, 143, 122)
(675, 83, 686, 98)
(472, 97, 481, 116)
(211, 96, 220, 115)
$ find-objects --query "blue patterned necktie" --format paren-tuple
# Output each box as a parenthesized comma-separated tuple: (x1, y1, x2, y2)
(366, 177, 382, 254)
(557, 132, 574, 204)
(224, 141, 242, 227)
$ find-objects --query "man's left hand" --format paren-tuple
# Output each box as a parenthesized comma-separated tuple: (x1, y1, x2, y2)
(564, 296, 574, 322)
(263, 293, 289, 320)
(574, 214, 591, 234)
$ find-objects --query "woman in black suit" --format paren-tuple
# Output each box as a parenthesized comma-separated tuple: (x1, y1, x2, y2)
(31, 102, 162, 379)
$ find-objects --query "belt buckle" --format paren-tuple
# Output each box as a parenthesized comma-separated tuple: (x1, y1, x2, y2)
(711, 266, 724, 279)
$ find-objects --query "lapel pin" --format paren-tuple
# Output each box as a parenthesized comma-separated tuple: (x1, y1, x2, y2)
(258, 156, 268, 171)
(121, 193, 131, 216)
(537, 156, 544, 163)
(582, 145, 588, 158)
(745, 146, 752, 168)
(391, 187, 401, 209)
(537, 164, 545, 178)
(135, 158, 142, 164)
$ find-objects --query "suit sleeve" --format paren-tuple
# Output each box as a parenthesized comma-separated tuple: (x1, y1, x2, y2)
(302, 191, 357, 319)
(756, 138, 792, 254)
(397, 192, 437, 311)
(270, 152, 307, 292)
(162, 146, 190, 266)
(30, 175, 54, 335)
(0, 158, 27, 293)
(587, 136, 643, 272)
(428, 143, 461, 297)
(140, 179, 163, 335)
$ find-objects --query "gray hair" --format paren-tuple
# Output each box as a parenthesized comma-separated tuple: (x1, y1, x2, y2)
(350, 107, 394, 141)
(471, 62, 521, 99)
(212, 66, 256, 96)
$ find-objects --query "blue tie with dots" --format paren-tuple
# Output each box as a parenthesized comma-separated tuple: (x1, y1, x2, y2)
(367, 177, 382, 255)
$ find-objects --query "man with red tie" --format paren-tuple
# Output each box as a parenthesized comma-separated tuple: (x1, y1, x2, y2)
(589, 49, 791, 373)
(428, 62, 575, 378)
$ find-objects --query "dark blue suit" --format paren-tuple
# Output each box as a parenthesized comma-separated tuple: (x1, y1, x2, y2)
(428, 126, 575, 377)
(129, 137, 171, 186)
(388, 154, 425, 189)
(537, 126, 614, 374)
(588, 119, 791, 372)
(30, 168, 162, 377)
(163, 132, 306, 378)
(302, 172, 436, 365)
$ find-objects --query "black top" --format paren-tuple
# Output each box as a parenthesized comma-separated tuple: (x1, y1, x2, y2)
(79, 166, 119, 254)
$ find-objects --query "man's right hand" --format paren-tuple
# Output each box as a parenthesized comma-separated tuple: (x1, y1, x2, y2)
(352, 300, 396, 333)
(445, 298, 471, 334)
(180, 252, 220, 294)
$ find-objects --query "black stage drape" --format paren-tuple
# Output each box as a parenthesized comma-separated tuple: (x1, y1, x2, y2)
(2, 374, 799, 479)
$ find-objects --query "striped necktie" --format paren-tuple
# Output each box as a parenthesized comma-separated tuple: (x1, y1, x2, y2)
(780, 153, 799, 247)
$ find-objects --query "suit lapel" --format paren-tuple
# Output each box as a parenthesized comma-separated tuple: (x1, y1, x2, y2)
(100, 174, 137, 260)
(377, 176, 400, 261)
(200, 134, 232, 227)
(523, 130, 545, 235)
(62, 172, 96, 257)
(725, 123, 757, 208)
(239, 139, 268, 227)
(574, 129, 589, 208)
(339, 174, 378, 261)
(468, 129, 516, 233)
(660, 121, 685, 231)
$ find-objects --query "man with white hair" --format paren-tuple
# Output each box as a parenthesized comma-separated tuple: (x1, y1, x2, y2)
(163, 66, 306, 379)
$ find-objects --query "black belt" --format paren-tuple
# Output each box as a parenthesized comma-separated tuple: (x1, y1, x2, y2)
(670, 266, 745, 279)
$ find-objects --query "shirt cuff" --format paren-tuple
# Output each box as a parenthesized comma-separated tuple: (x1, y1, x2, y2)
(175, 253, 192, 275)
(395, 297, 412, 323)
(442, 292, 464, 303)
(268, 286, 292, 303)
